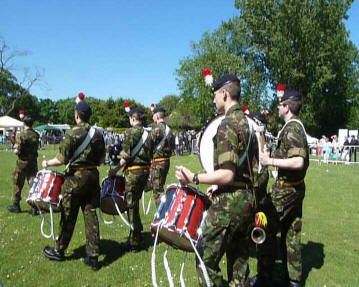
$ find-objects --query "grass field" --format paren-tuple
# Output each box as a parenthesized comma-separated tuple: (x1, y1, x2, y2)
(0, 147, 358, 287)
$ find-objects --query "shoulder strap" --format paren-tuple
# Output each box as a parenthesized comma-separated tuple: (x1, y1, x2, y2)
(130, 129, 149, 158)
(65, 126, 96, 170)
(277, 118, 306, 139)
(156, 125, 170, 151)
(238, 117, 253, 167)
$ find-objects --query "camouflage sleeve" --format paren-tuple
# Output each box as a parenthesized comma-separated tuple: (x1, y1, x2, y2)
(119, 128, 132, 162)
(216, 116, 248, 168)
(56, 129, 74, 164)
(14, 132, 22, 151)
(150, 124, 161, 148)
(283, 123, 308, 158)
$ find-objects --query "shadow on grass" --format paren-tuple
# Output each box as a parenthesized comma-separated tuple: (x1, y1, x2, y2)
(249, 240, 324, 287)
(68, 232, 155, 268)
(302, 241, 325, 285)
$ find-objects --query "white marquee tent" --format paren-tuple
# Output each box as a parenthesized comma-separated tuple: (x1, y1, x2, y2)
(0, 116, 24, 128)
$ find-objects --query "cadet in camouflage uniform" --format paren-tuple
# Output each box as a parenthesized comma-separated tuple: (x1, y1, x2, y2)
(259, 90, 309, 287)
(150, 106, 175, 206)
(109, 108, 153, 251)
(42, 101, 105, 271)
(176, 74, 258, 287)
(8, 115, 39, 214)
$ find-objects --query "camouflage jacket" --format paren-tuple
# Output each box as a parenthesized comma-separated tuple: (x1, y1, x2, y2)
(151, 122, 175, 159)
(273, 116, 309, 182)
(15, 128, 39, 161)
(120, 123, 153, 166)
(56, 122, 105, 168)
(214, 104, 260, 187)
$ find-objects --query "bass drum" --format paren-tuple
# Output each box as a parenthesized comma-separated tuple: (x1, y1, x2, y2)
(198, 115, 225, 173)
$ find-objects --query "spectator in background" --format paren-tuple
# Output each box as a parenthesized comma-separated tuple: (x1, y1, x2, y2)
(349, 135, 358, 162)
(331, 136, 340, 161)
(323, 136, 332, 164)
(341, 136, 350, 161)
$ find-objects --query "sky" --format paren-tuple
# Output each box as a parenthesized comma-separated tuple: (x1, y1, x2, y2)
(1, 0, 358, 107)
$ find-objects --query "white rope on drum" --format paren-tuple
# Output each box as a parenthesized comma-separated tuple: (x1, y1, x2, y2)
(113, 197, 133, 231)
(98, 209, 116, 225)
(142, 190, 152, 216)
(151, 221, 163, 287)
(180, 253, 188, 287)
(163, 249, 174, 287)
(185, 231, 212, 287)
(39, 204, 55, 241)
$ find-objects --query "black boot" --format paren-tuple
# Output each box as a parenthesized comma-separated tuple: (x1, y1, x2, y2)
(8, 203, 21, 213)
(43, 246, 65, 261)
(28, 207, 39, 216)
(250, 275, 276, 287)
(83, 256, 100, 271)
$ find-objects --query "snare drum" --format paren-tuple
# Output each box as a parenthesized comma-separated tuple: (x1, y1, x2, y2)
(151, 184, 211, 252)
(26, 170, 64, 212)
(100, 175, 127, 215)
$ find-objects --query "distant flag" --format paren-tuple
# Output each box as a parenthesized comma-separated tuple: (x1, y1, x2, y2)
(242, 105, 249, 115)
(202, 68, 213, 86)
(150, 103, 155, 112)
(124, 101, 130, 113)
(76, 92, 85, 104)
(277, 84, 285, 101)
(19, 110, 25, 120)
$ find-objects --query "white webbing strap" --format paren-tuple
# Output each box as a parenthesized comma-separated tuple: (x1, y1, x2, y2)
(98, 209, 116, 225)
(66, 126, 96, 170)
(142, 190, 152, 216)
(113, 197, 133, 231)
(151, 221, 163, 287)
(180, 253, 188, 287)
(156, 125, 170, 151)
(185, 231, 212, 287)
(163, 249, 174, 287)
(130, 129, 149, 158)
(39, 204, 55, 241)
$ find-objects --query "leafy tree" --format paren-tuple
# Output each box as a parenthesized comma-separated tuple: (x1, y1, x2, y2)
(234, 0, 359, 136)
(157, 94, 180, 115)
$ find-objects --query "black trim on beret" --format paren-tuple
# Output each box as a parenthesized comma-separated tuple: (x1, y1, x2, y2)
(212, 74, 240, 92)
(152, 106, 166, 114)
(280, 90, 302, 103)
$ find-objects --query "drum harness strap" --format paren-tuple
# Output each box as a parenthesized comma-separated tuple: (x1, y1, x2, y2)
(65, 126, 96, 171)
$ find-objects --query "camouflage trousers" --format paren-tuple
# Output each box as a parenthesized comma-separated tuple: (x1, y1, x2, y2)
(125, 168, 149, 246)
(150, 160, 170, 207)
(57, 169, 101, 257)
(12, 159, 38, 204)
(197, 189, 253, 287)
(270, 182, 305, 282)
(253, 188, 279, 280)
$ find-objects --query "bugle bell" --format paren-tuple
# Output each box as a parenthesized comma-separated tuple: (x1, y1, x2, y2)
(251, 212, 267, 244)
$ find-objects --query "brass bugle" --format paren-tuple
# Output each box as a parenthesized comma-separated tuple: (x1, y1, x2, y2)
(251, 226, 266, 244)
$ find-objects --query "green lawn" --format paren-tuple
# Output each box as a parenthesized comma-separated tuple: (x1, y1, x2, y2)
(0, 147, 358, 287)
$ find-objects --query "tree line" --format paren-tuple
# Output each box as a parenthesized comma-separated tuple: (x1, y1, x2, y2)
(1, 0, 359, 136)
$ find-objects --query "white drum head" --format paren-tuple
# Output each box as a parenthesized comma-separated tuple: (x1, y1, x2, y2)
(199, 115, 225, 173)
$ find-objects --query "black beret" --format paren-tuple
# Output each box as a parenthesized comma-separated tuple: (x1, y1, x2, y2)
(129, 108, 144, 116)
(280, 89, 302, 103)
(152, 106, 166, 114)
(75, 101, 92, 117)
(212, 74, 240, 92)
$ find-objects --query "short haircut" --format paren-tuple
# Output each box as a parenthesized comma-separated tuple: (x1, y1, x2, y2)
(156, 111, 165, 119)
(131, 111, 144, 122)
(23, 116, 34, 127)
(76, 110, 90, 122)
(282, 99, 302, 115)
(221, 81, 241, 100)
